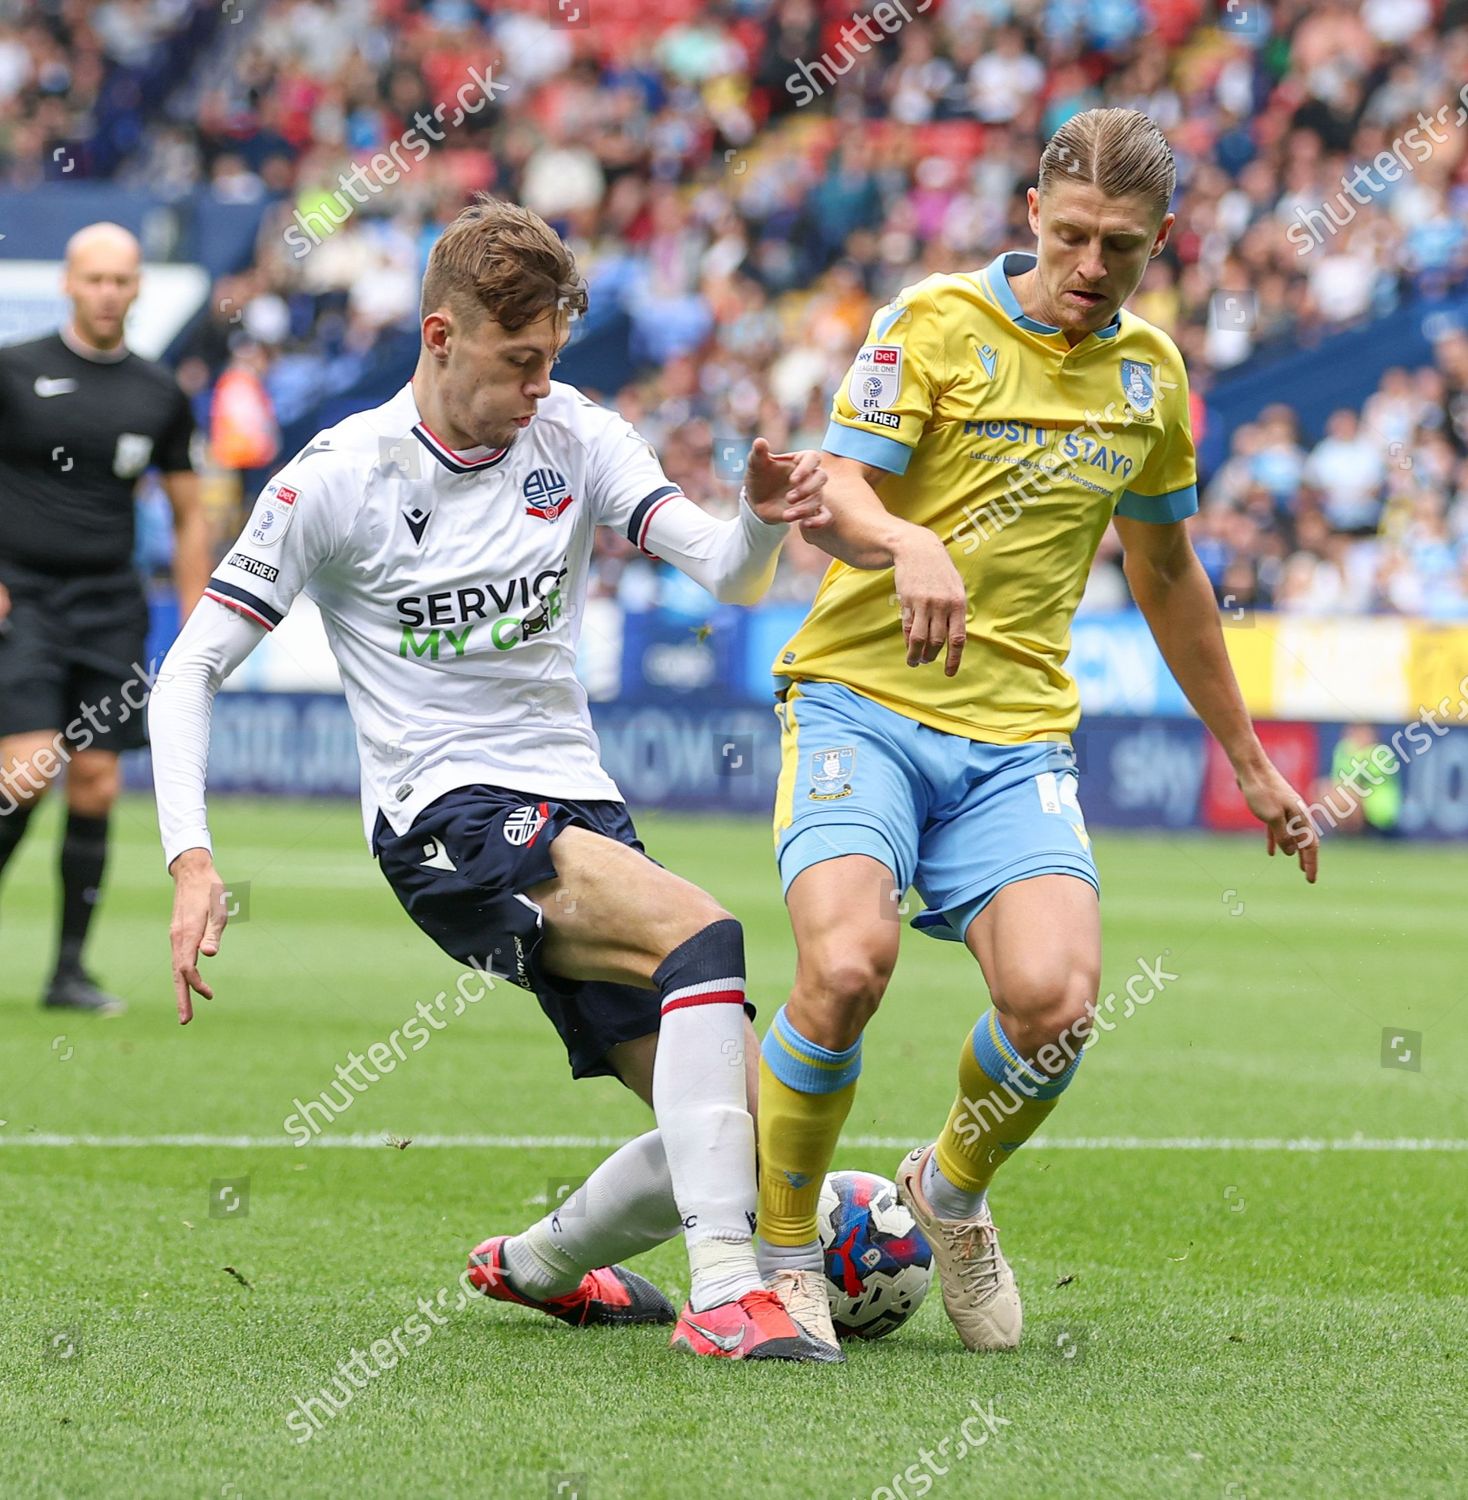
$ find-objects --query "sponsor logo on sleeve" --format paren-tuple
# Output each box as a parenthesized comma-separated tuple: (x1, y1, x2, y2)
(248, 481, 299, 547)
(861, 410, 902, 430)
(227, 552, 280, 583)
(848, 344, 902, 412)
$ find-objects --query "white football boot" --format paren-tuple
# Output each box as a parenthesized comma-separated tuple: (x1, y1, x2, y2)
(765, 1267, 845, 1362)
(895, 1146, 1022, 1351)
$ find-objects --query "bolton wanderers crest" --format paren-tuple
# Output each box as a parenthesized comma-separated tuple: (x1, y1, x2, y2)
(524, 467, 576, 522)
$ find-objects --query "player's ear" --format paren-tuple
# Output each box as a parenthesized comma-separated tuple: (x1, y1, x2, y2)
(1151, 212, 1176, 257)
(422, 307, 452, 360)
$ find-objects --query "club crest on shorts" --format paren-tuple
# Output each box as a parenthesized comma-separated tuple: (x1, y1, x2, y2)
(1121, 359, 1154, 413)
(809, 746, 855, 801)
(503, 804, 547, 846)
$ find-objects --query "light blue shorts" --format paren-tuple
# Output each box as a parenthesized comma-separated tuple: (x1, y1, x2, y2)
(773, 680, 1099, 944)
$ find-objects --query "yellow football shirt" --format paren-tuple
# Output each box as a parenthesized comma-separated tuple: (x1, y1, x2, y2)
(776, 251, 1198, 743)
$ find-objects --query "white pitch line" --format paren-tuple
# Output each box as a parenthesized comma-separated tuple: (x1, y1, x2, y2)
(0, 1133, 1465, 1151)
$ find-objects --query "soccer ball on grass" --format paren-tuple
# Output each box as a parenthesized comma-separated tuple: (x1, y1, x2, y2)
(816, 1170, 933, 1339)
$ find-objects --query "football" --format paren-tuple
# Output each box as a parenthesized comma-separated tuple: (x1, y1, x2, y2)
(817, 1171, 935, 1340)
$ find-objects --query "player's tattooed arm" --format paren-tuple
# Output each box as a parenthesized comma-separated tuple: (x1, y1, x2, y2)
(804, 454, 969, 676)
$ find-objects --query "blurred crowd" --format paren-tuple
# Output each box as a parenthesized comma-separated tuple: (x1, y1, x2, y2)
(9, 0, 1468, 615)
(1185, 327, 1468, 618)
(0, 0, 212, 177)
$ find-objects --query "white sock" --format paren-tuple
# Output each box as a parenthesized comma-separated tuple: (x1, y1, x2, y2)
(652, 924, 764, 1312)
(504, 1129, 681, 1298)
(756, 1236, 823, 1279)
(922, 1151, 987, 1220)
(656, 1004, 762, 1310)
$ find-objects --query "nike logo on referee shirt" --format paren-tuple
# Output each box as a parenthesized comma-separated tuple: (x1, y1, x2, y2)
(34, 377, 79, 397)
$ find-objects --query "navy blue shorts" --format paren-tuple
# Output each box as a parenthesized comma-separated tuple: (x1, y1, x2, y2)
(373, 785, 667, 1081)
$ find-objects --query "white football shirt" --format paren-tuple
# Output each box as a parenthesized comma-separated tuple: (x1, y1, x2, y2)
(181, 380, 787, 852)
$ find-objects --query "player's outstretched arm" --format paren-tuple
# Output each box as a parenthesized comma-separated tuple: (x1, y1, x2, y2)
(743, 438, 829, 528)
(801, 453, 969, 676)
(150, 600, 268, 1021)
(636, 441, 826, 606)
(1115, 515, 1319, 883)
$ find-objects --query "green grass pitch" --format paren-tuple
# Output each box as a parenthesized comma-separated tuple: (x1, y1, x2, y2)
(1, 794, 1465, 1498)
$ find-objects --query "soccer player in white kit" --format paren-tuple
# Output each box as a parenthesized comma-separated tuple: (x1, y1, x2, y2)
(149, 197, 836, 1362)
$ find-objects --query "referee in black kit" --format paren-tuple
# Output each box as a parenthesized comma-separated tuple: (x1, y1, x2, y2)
(0, 222, 209, 1013)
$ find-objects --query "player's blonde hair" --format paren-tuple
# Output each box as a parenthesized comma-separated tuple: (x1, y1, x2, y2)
(1037, 108, 1176, 218)
(421, 194, 588, 333)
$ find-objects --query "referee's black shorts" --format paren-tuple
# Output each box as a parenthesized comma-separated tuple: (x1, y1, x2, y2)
(0, 559, 152, 752)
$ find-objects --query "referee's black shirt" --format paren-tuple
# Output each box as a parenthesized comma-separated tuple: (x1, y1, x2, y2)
(0, 332, 195, 578)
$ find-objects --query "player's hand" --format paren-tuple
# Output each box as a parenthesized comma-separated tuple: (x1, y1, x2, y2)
(1238, 759, 1319, 884)
(0, 581, 10, 624)
(892, 529, 968, 675)
(168, 848, 230, 1023)
(743, 438, 830, 526)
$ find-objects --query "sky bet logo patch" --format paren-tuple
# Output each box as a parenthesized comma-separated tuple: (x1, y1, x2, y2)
(524, 467, 575, 522)
(848, 344, 901, 411)
(248, 481, 298, 546)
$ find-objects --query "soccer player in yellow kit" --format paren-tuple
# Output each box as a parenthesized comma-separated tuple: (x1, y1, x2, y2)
(755, 109, 1319, 1357)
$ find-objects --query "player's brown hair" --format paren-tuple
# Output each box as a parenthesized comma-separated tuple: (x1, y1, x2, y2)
(1037, 108, 1176, 218)
(420, 194, 588, 333)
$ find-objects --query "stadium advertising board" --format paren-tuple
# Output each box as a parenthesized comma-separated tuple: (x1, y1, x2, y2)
(123, 698, 1468, 839)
